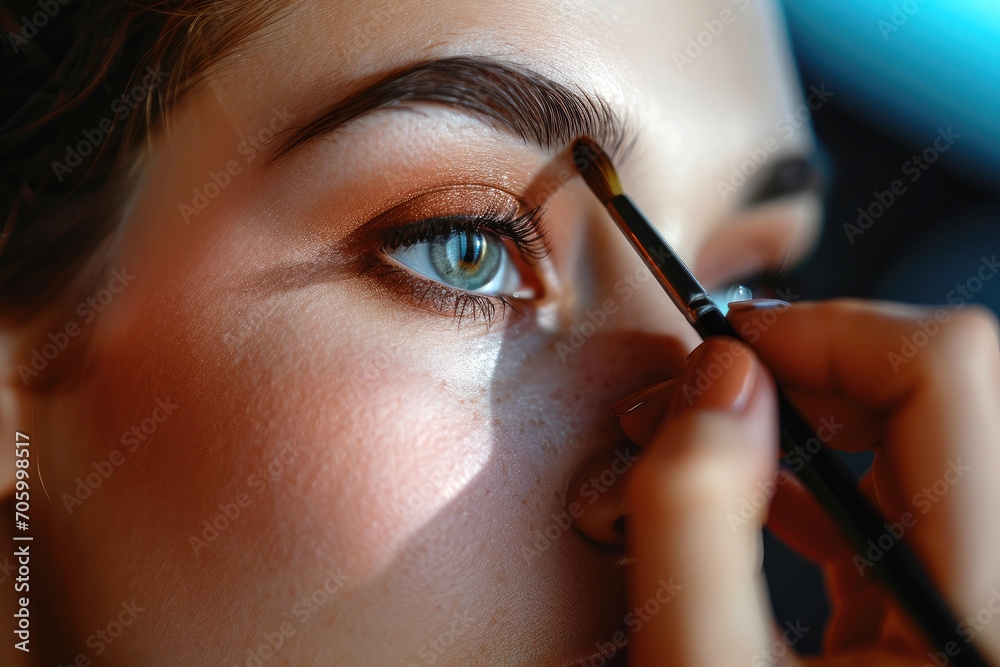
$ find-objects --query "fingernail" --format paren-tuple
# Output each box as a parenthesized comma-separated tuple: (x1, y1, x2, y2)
(670, 338, 756, 414)
(726, 298, 791, 314)
(611, 378, 678, 417)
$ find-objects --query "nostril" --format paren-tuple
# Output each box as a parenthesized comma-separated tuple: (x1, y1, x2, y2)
(566, 448, 631, 548)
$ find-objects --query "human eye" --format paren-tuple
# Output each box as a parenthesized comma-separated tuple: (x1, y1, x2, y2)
(361, 185, 549, 326)
(709, 264, 799, 315)
(709, 283, 753, 315)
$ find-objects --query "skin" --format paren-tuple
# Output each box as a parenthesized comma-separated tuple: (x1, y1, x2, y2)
(1, 0, 997, 665)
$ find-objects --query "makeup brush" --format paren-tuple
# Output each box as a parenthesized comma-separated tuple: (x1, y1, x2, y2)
(572, 136, 991, 667)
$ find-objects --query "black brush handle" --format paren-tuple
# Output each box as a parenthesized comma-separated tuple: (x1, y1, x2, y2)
(608, 194, 992, 667)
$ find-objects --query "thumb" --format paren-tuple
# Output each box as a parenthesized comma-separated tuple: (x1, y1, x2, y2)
(625, 337, 783, 666)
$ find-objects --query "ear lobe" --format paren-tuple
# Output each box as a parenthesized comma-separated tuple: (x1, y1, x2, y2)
(0, 325, 48, 500)
(0, 376, 29, 500)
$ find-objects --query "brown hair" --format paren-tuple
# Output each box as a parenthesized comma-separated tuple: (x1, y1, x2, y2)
(0, 0, 291, 321)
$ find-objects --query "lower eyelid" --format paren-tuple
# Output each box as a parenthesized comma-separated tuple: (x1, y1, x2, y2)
(361, 258, 514, 325)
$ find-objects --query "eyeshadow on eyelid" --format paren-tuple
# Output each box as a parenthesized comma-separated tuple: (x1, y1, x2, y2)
(368, 185, 523, 228)
(332, 184, 525, 257)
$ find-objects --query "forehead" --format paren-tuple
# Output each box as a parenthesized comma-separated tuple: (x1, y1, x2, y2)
(206, 0, 808, 229)
(212, 0, 796, 129)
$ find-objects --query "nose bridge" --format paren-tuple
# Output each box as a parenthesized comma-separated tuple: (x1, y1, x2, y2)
(571, 200, 702, 351)
(554, 219, 693, 552)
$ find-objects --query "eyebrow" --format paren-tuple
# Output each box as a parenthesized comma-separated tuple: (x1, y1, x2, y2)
(269, 54, 822, 208)
(269, 55, 635, 164)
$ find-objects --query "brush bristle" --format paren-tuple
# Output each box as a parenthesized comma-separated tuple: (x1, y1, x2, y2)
(571, 136, 622, 205)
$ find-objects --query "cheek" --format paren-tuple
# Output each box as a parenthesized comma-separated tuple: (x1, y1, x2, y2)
(69, 260, 514, 584)
(278, 317, 506, 581)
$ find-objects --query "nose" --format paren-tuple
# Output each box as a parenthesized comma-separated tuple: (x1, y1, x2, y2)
(564, 443, 641, 548)
(550, 171, 702, 549)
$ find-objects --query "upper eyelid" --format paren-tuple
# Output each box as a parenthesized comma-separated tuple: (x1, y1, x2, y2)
(359, 184, 547, 250)
(381, 207, 550, 261)
(367, 184, 523, 225)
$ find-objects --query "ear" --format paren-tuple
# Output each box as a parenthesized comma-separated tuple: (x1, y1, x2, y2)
(0, 311, 69, 500)
(0, 331, 32, 500)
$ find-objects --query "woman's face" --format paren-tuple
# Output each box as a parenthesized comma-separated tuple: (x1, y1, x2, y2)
(35, 0, 820, 664)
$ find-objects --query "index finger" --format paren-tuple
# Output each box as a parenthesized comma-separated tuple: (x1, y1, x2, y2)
(726, 298, 1000, 409)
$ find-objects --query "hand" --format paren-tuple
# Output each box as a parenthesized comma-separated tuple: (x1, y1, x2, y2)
(615, 298, 1000, 666)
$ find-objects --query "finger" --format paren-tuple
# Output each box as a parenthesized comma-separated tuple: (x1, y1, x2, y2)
(767, 473, 880, 566)
(614, 378, 679, 445)
(823, 578, 886, 653)
(729, 299, 1000, 605)
(769, 475, 891, 652)
(626, 338, 785, 666)
(613, 372, 880, 452)
(822, 478, 891, 652)
(767, 472, 854, 564)
(726, 298, 999, 414)
(779, 387, 884, 454)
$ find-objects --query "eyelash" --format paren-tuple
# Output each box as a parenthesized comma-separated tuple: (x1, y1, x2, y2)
(362, 206, 796, 327)
(736, 266, 795, 301)
(364, 206, 548, 326)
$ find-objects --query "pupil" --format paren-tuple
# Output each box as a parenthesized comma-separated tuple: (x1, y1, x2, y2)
(458, 232, 483, 266)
